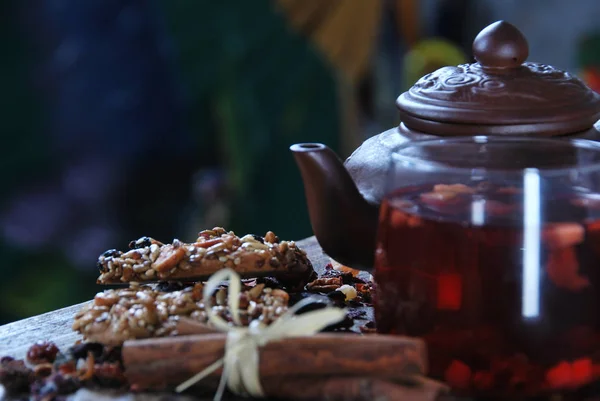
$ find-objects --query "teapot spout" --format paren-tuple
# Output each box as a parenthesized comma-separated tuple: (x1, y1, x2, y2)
(290, 143, 379, 270)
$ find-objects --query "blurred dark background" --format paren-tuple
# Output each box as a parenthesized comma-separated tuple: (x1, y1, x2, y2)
(2, 0, 600, 323)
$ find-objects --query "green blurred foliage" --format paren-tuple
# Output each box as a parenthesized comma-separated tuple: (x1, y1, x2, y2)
(160, 0, 341, 240)
(0, 0, 340, 323)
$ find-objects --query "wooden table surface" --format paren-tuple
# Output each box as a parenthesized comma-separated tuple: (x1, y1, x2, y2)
(0, 236, 333, 360)
(0, 237, 343, 400)
(1, 237, 583, 401)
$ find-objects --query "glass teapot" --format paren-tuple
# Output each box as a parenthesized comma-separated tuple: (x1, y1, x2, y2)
(373, 135, 600, 397)
(290, 21, 600, 270)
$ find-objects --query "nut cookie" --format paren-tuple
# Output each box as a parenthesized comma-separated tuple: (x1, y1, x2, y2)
(96, 227, 314, 286)
(73, 282, 290, 345)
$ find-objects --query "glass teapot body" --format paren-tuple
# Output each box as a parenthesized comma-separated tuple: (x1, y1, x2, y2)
(373, 136, 600, 396)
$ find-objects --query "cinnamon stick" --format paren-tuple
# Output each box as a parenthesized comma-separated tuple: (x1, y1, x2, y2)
(122, 334, 427, 391)
(268, 376, 447, 401)
(173, 317, 219, 336)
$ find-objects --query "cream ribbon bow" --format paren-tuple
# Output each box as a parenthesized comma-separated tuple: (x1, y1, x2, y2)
(176, 268, 347, 400)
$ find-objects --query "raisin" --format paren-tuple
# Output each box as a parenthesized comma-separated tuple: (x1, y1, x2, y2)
(0, 358, 34, 395)
(340, 272, 354, 285)
(92, 362, 127, 388)
(256, 276, 283, 289)
(27, 341, 60, 365)
(323, 313, 354, 332)
(31, 374, 80, 400)
(326, 290, 346, 307)
(238, 293, 250, 309)
(69, 343, 103, 361)
(100, 346, 123, 365)
(31, 379, 58, 400)
(129, 237, 152, 249)
(33, 363, 53, 378)
(102, 249, 121, 258)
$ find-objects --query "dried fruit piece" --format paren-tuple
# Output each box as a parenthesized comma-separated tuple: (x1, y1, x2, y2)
(545, 247, 590, 291)
(264, 231, 278, 243)
(434, 184, 475, 194)
(421, 191, 458, 203)
(26, 341, 59, 365)
(306, 277, 343, 292)
(78, 352, 95, 381)
(248, 283, 265, 300)
(420, 190, 468, 215)
(546, 361, 572, 389)
(571, 358, 593, 387)
(542, 222, 585, 250)
(330, 259, 361, 277)
(33, 363, 53, 378)
(445, 360, 472, 389)
(472, 371, 494, 390)
(93, 361, 126, 385)
(484, 200, 517, 216)
(153, 245, 187, 273)
(436, 273, 462, 311)
(0, 358, 34, 394)
(270, 289, 290, 303)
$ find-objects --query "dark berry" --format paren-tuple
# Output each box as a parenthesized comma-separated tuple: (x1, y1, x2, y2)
(69, 343, 103, 361)
(27, 341, 59, 365)
(102, 249, 121, 258)
(323, 313, 354, 332)
(31, 374, 80, 400)
(256, 276, 283, 289)
(129, 237, 152, 249)
(0, 359, 34, 395)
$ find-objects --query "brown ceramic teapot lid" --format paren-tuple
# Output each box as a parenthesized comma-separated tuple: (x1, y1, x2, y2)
(397, 21, 600, 137)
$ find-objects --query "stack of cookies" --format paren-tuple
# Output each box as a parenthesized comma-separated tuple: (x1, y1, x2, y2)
(73, 227, 316, 345)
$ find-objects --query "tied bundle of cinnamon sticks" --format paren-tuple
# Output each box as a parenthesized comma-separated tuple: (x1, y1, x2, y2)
(122, 319, 448, 401)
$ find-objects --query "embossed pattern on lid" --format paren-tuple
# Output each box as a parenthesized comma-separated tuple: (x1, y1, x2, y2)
(396, 21, 600, 137)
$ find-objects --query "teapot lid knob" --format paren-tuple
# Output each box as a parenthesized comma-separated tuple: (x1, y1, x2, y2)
(473, 20, 529, 69)
(397, 20, 600, 137)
